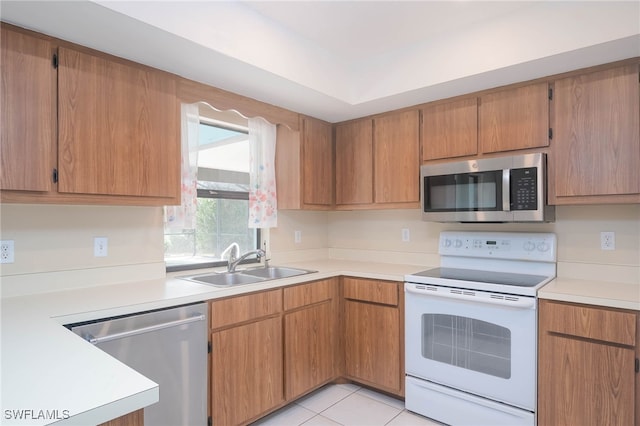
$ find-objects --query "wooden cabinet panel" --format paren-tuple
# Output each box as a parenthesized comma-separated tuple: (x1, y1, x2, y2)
(541, 300, 635, 346)
(284, 301, 336, 400)
(335, 119, 373, 205)
(0, 25, 56, 192)
(301, 116, 333, 207)
(99, 410, 143, 426)
(57, 47, 179, 199)
(479, 82, 549, 153)
(210, 289, 282, 329)
(284, 278, 335, 311)
(343, 277, 398, 306)
(421, 98, 477, 161)
(374, 110, 420, 203)
(344, 299, 401, 393)
(538, 300, 638, 426)
(551, 64, 640, 202)
(211, 316, 284, 426)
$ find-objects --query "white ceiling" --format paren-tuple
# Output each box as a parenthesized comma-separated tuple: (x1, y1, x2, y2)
(1, 1, 639, 123)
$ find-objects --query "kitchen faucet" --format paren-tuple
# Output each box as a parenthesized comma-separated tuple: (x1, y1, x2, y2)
(227, 248, 266, 273)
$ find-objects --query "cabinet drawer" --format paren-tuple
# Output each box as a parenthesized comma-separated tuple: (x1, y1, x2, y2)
(540, 300, 636, 346)
(210, 289, 282, 329)
(343, 277, 399, 306)
(284, 278, 335, 311)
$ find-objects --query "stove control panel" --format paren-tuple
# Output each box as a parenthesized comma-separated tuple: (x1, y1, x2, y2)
(439, 231, 556, 262)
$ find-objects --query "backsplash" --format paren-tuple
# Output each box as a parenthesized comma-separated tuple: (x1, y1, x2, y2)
(0, 203, 638, 296)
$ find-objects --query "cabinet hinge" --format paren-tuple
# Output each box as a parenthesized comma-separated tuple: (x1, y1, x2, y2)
(52, 168, 58, 183)
(548, 87, 553, 100)
(208, 341, 211, 354)
(548, 128, 553, 140)
(635, 358, 639, 373)
(52, 53, 58, 69)
(208, 416, 212, 426)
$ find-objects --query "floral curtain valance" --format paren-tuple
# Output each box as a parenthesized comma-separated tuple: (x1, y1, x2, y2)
(248, 116, 278, 228)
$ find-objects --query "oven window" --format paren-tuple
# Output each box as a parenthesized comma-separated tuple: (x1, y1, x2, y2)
(421, 314, 511, 379)
(424, 171, 502, 212)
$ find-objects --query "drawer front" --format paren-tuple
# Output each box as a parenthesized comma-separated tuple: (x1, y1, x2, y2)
(284, 278, 336, 311)
(343, 277, 399, 306)
(210, 289, 282, 329)
(540, 300, 636, 346)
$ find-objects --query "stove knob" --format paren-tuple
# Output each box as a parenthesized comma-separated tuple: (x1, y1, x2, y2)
(537, 242, 550, 252)
(454, 239, 463, 248)
(523, 241, 536, 251)
(442, 239, 452, 248)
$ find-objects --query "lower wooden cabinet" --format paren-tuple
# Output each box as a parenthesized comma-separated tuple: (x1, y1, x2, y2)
(538, 299, 639, 426)
(283, 278, 339, 400)
(210, 290, 284, 426)
(342, 277, 404, 396)
(99, 409, 143, 426)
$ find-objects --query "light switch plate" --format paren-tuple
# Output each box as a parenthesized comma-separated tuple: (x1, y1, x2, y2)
(94, 237, 108, 257)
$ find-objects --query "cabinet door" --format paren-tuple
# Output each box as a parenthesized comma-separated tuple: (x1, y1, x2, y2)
(284, 301, 336, 400)
(552, 64, 640, 202)
(335, 119, 373, 205)
(211, 316, 283, 426)
(538, 334, 635, 426)
(344, 300, 401, 393)
(301, 116, 333, 207)
(57, 47, 179, 199)
(421, 98, 477, 161)
(0, 26, 57, 191)
(479, 82, 549, 153)
(374, 110, 420, 204)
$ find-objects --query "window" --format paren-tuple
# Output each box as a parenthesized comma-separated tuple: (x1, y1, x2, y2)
(165, 116, 261, 272)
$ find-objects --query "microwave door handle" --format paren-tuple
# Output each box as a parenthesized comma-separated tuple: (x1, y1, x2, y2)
(502, 169, 510, 211)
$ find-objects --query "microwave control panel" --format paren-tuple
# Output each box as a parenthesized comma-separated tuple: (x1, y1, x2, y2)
(510, 167, 537, 210)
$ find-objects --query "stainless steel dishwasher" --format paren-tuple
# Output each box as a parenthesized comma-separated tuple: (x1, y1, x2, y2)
(68, 302, 208, 426)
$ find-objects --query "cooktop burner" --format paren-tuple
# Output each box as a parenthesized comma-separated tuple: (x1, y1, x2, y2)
(411, 267, 549, 288)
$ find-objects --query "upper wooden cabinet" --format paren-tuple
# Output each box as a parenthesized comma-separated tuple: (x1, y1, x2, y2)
(478, 82, 549, 153)
(0, 25, 57, 192)
(0, 25, 181, 206)
(550, 64, 640, 204)
(276, 116, 333, 210)
(421, 98, 478, 161)
(335, 119, 373, 205)
(334, 110, 420, 208)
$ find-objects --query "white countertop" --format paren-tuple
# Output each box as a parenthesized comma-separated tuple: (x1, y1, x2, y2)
(0, 260, 425, 426)
(538, 277, 640, 311)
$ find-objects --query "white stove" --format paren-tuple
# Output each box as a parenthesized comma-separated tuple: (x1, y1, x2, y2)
(404, 231, 557, 426)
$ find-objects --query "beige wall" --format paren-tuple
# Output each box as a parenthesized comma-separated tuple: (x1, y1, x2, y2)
(1, 203, 638, 296)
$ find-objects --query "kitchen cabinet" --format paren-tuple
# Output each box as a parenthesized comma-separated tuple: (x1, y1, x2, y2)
(342, 277, 404, 396)
(0, 24, 180, 206)
(335, 119, 374, 205)
(478, 82, 549, 153)
(538, 299, 639, 426)
(276, 116, 333, 210)
(210, 289, 284, 426)
(334, 110, 419, 208)
(550, 63, 640, 204)
(283, 278, 339, 400)
(99, 410, 143, 426)
(421, 97, 478, 161)
(1, 25, 57, 192)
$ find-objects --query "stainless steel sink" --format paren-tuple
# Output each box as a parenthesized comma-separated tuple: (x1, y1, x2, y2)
(179, 266, 316, 288)
(241, 266, 316, 280)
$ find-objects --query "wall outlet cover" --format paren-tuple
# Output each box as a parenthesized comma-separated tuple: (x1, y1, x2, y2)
(0, 240, 15, 264)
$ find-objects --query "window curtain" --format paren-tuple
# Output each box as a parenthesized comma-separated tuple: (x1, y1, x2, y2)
(248, 116, 278, 228)
(164, 103, 200, 230)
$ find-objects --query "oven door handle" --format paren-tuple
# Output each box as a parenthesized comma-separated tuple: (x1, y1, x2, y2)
(405, 285, 535, 309)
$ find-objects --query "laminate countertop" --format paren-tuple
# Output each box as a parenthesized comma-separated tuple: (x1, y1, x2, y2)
(538, 277, 640, 311)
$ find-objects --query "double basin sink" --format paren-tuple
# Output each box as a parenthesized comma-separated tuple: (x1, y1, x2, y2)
(180, 266, 317, 287)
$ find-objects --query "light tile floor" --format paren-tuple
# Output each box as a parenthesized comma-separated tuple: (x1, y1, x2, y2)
(251, 383, 444, 426)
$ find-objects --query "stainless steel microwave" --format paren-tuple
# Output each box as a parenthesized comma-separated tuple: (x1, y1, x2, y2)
(421, 153, 555, 222)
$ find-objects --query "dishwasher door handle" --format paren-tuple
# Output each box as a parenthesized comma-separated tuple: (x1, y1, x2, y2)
(87, 314, 206, 345)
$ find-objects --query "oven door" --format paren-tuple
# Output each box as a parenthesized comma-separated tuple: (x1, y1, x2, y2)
(405, 282, 536, 411)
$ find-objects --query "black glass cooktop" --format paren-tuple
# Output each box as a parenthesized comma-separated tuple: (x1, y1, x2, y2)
(410, 267, 549, 288)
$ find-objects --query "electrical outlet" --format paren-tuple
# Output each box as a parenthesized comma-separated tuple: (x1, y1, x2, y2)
(402, 228, 410, 242)
(0, 240, 15, 264)
(294, 230, 302, 244)
(600, 231, 615, 250)
(94, 237, 108, 257)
